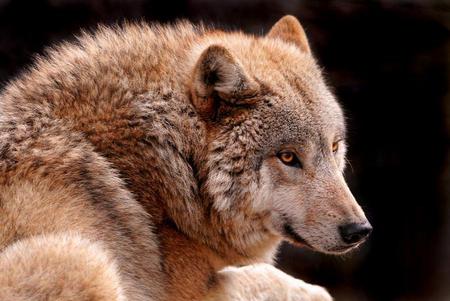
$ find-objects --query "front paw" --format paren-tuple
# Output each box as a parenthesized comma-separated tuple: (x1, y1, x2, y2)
(261, 264, 332, 301)
(214, 263, 333, 301)
(287, 279, 332, 301)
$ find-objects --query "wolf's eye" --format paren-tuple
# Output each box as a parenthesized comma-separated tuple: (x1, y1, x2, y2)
(332, 141, 339, 153)
(277, 151, 302, 168)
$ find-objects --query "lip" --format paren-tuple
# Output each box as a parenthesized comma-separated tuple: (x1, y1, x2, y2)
(327, 242, 361, 254)
(283, 223, 314, 249)
(282, 223, 361, 254)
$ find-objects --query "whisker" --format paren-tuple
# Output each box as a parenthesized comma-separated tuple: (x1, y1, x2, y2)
(345, 157, 354, 173)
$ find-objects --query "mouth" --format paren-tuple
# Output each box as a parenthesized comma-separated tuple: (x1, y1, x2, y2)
(282, 223, 313, 249)
(282, 222, 362, 254)
(326, 244, 359, 254)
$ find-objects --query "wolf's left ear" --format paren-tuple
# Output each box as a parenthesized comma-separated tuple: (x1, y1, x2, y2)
(191, 44, 259, 120)
(267, 15, 311, 53)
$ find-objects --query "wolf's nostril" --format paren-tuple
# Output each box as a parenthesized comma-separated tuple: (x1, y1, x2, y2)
(339, 222, 372, 245)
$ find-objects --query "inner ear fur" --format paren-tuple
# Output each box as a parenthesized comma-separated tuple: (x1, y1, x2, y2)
(267, 15, 311, 53)
(191, 44, 259, 119)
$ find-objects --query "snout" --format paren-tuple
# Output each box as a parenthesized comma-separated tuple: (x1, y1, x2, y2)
(339, 222, 372, 245)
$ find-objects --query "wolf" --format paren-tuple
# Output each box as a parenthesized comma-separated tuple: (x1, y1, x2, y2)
(0, 15, 371, 300)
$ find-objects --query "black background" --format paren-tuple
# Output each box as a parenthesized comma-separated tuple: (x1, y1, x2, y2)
(0, 1, 448, 300)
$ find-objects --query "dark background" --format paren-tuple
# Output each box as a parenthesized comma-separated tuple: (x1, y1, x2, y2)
(0, 0, 448, 300)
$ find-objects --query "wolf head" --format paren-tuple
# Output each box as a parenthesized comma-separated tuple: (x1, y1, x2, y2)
(189, 16, 371, 255)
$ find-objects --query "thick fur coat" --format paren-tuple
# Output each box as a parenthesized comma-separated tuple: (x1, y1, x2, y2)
(0, 16, 370, 300)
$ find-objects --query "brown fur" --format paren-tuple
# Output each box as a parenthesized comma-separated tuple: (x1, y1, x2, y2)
(0, 16, 369, 300)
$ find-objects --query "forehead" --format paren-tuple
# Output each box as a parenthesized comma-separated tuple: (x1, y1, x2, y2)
(220, 33, 346, 145)
(254, 100, 343, 152)
(247, 45, 345, 145)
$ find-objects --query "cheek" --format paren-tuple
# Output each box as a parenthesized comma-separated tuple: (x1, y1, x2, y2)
(252, 160, 294, 212)
(264, 157, 298, 188)
(259, 158, 306, 211)
(271, 186, 305, 213)
(251, 164, 274, 211)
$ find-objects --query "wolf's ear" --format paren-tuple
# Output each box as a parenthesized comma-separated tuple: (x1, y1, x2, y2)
(267, 15, 310, 53)
(191, 44, 259, 120)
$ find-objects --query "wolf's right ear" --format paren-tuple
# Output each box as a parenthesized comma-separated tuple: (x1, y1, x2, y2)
(190, 44, 259, 120)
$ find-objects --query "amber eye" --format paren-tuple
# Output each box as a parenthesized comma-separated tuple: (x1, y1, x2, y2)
(277, 151, 302, 168)
(332, 141, 339, 153)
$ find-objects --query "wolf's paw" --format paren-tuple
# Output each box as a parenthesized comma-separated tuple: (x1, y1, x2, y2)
(215, 263, 333, 301)
(260, 264, 332, 301)
(286, 279, 332, 301)
(256, 264, 333, 301)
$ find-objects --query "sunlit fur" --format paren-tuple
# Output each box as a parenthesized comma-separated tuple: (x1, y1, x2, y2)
(0, 16, 368, 300)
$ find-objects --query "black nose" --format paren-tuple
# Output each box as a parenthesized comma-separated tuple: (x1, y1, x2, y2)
(339, 222, 372, 245)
